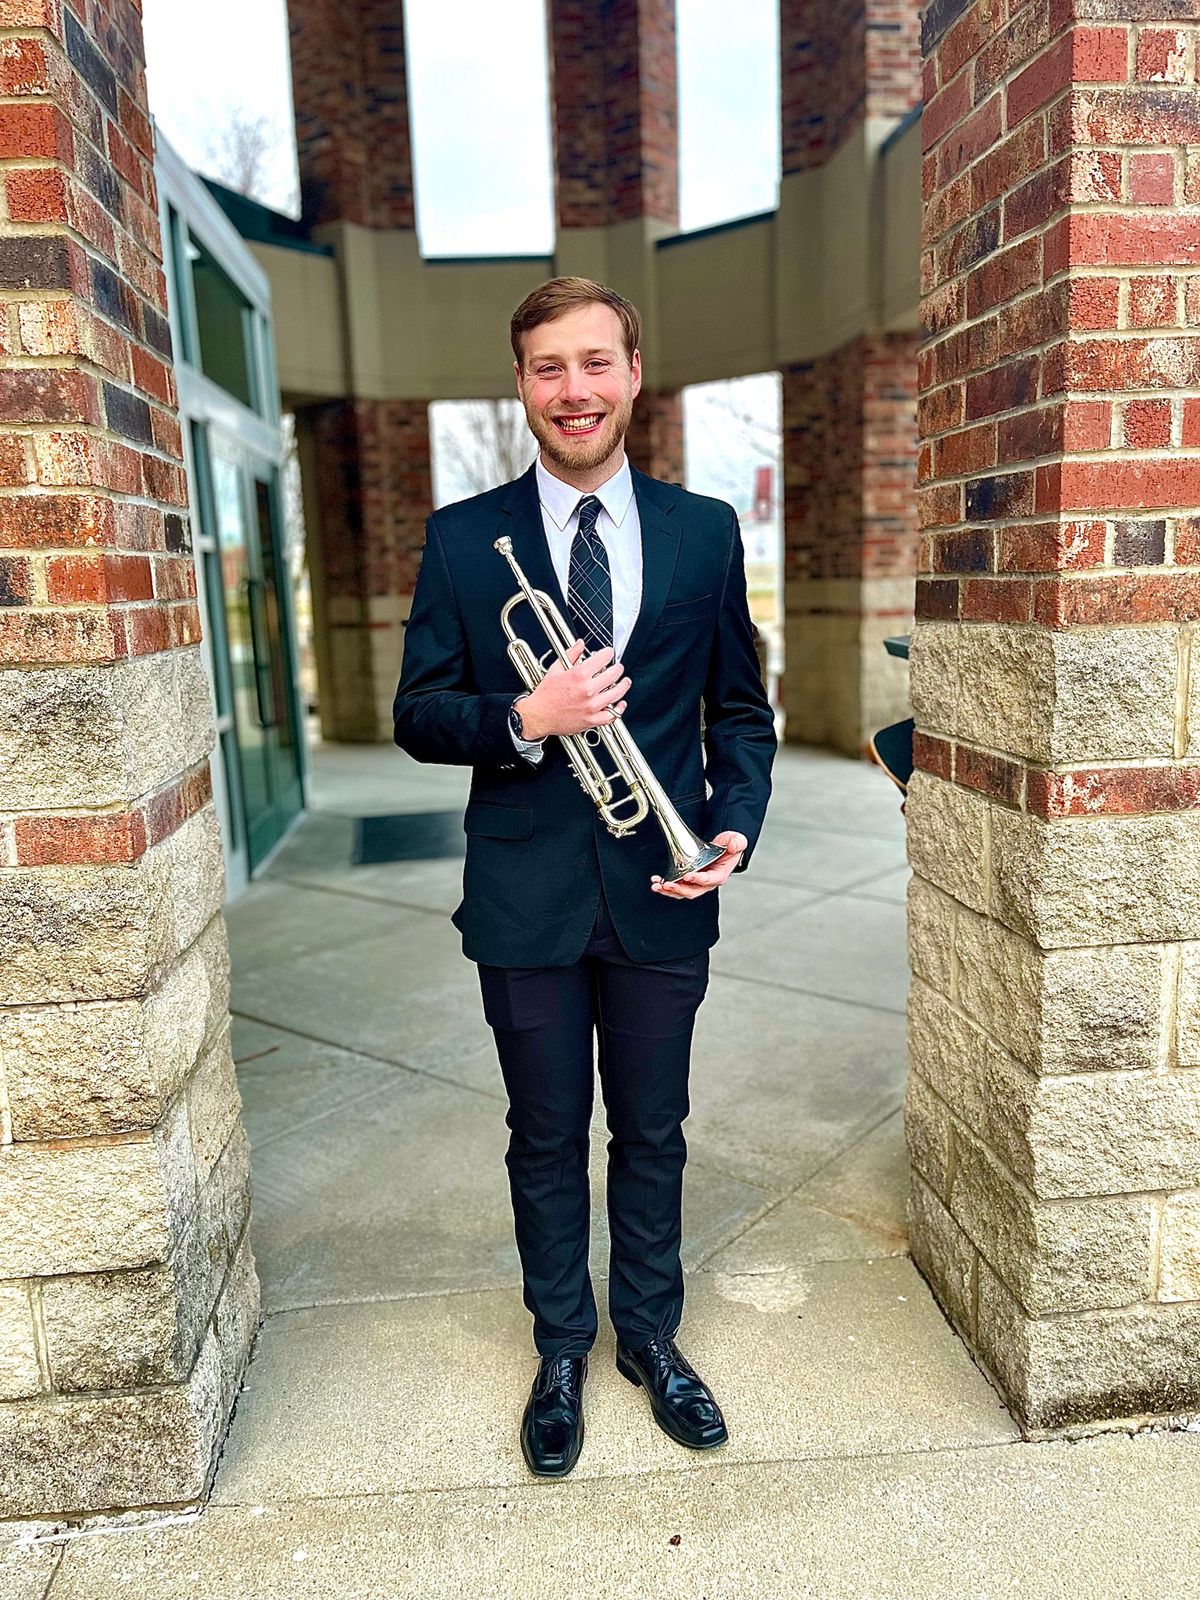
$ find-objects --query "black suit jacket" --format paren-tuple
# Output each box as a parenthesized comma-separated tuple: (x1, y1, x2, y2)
(392, 460, 776, 966)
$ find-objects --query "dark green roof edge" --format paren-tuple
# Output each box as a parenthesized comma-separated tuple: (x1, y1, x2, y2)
(423, 254, 554, 266)
(656, 208, 777, 250)
(199, 176, 334, 258)
(880, 101, 923, 156)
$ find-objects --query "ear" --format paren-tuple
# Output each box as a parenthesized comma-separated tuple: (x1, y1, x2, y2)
(630, 347, 642, 400)
(513, 357, 524, 398)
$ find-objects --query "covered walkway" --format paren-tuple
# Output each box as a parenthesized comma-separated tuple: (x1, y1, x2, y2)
(13, 743, 1200, 1596)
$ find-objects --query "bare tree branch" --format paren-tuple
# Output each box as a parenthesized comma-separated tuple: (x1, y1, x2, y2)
(202, 105, 299, 214)
(432, 399, 537, 504)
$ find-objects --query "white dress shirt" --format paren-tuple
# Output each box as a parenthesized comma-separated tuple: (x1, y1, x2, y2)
(511, 454, 643, 762)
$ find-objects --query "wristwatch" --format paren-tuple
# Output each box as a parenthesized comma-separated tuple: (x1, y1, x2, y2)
(508, 695, 529, 742)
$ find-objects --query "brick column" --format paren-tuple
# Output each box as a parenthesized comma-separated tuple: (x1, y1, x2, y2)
(911, 0, 1200, 1430)
(779, 1, 922, 754)
(289, 0, 432, 740)
(625, 386, 683, 481)
(0, 0, 258, 1517)
(783, 334, 920, 750)
(549, 0, 682, 481)
(298, 398, 432, 742)
(288, 0, 415, 230)
(549, 0, 678, 232)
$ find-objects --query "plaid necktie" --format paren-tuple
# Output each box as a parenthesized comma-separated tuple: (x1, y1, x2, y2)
(566, 493, 613, 653)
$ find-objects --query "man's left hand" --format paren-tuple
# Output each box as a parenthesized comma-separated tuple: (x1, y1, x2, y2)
(650, 831, 748, 899)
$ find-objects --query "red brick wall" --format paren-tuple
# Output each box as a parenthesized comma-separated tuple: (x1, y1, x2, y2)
(783, 333, 920, 585)
(626, 387, 683, 481)
(0, 0, 207, 866)
(549, 0, 679, 228)
(309, 398, 432, 604)
(781, 0, 921, 175)
(917, 0, 1200, 820)
(289, 0, 415, 229)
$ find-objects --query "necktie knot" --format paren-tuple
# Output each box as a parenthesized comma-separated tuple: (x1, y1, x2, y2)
(576, 494, 602, 538)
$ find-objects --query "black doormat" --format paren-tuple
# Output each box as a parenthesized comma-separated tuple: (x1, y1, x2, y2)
(351, 809, 465, 865)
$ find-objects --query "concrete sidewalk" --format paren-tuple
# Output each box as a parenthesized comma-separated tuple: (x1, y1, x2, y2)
(7, 741, 1200, 1599)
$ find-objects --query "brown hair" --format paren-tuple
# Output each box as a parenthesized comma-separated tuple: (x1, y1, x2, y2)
(510, 276, 641, 367)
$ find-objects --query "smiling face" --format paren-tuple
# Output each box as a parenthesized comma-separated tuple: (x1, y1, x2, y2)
(514, 303, 642, 482)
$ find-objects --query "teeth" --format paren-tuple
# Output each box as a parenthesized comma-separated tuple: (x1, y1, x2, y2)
(557, 415, 602, 432)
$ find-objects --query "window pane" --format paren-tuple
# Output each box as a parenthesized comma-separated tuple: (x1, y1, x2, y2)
(403, 0, 553, 257)
(192, 239, 255, 408)
(678, 0, 780, 232)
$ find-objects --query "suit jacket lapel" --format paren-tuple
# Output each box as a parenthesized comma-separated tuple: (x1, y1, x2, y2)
(495, 461, 571, 622)
(622, 464, 681, 672)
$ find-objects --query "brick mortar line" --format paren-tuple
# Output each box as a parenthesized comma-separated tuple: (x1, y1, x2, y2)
(0, 378, 180, 427)
(923, 33, 1193, 165)
(923, 455, 1200, 492)
(922, 322, 1200, 372)
(911, 725, 1197, 768)
(0, 758, 210, 822)
(2, 1206, 255, 1411)
(931, 205, 1200, 276)
(922, 280, 1200, 352)
(1174, 621, 1194, 759)
(913, 753, 1200, 813)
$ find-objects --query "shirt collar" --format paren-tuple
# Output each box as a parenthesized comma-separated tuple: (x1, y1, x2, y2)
(536, 453, 634, 532)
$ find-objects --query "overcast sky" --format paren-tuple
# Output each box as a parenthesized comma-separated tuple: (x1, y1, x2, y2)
(141, 0, 780, 249)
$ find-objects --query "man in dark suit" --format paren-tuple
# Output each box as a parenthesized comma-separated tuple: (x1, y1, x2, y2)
(393, 277, 776, 1478)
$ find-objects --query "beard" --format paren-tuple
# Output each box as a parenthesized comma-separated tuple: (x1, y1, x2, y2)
(524, 387, 635, 474)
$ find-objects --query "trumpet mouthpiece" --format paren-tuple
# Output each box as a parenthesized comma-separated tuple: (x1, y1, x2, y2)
(494, 536, 513, 555)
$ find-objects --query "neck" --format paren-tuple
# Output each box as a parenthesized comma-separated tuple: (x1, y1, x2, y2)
(539, 444, 627, 495)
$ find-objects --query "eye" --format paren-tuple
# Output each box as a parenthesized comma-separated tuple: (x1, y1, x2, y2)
(536, 365, 561, 378)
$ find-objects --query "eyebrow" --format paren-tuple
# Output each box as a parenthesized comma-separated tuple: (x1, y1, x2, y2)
(527, 346, 619, 365)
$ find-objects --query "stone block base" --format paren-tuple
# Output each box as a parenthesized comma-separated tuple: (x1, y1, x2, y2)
(0, 1225, 261, 1521)
(783, 578, 913, 754)
(910, 1171, 1200, 1432)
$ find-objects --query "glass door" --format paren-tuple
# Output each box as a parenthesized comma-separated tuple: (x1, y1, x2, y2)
(200, 425, 304, 871)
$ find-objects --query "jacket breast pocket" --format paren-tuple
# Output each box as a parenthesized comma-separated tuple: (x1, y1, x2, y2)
(463, 801, 533, 839)
(659, 593, 714, 626)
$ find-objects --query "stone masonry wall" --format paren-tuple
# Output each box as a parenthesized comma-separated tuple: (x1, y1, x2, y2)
(911, 0, 1200, 1430)
(0, 0, 259, 1518)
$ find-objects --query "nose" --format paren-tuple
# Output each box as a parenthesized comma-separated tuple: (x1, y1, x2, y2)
(561, 365, 592, 405)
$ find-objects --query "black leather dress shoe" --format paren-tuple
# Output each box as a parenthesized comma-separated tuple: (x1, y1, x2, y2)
(520, 1353, 587, 1477)
(615, 1337, 728, 1449)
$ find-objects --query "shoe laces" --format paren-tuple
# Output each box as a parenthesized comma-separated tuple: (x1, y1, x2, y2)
(640, 1337, 696, 1380)
(538, 1354, 583, 1397)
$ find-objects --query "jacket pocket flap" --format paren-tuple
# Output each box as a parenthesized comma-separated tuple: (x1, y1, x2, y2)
(660, 594, 714, 625)
(463, 801, 533, 839)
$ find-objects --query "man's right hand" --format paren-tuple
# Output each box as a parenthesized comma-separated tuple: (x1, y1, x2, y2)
(518, 640, 631, 740)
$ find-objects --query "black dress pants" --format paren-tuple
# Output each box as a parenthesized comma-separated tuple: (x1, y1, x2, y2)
(476, 886, 710, 1359)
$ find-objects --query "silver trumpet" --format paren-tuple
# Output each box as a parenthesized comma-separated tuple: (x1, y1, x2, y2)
(494, 535, 725, 883)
